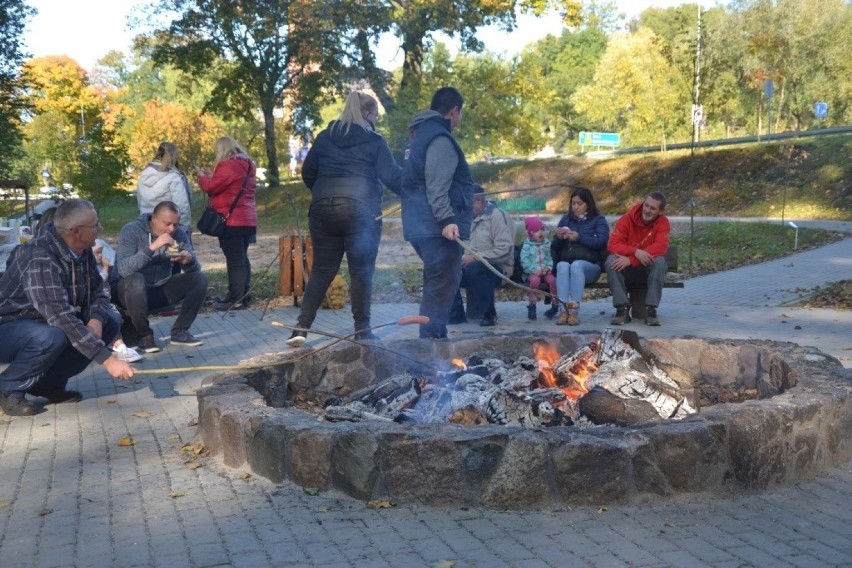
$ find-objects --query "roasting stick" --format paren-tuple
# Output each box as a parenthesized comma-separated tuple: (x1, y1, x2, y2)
(129, 315, 431, 375)
(455, 239, 573, 312)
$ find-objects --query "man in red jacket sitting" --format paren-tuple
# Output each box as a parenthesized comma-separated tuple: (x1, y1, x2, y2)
(605, 192, 671, 326)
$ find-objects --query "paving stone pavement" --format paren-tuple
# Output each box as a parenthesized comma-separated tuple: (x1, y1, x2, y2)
(0, 237, 850, 567)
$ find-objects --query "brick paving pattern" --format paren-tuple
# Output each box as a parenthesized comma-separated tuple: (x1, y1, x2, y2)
(0, 235, 850, 567)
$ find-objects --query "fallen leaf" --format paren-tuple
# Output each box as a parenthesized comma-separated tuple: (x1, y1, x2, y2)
(131, 411, 152, 418)
(38, 508, 52, 516)
(665, 522, 677, 528)
(432, 562, 455, 568)
(0, 417, 13, 424)
(118, 437, 135, 447)
(271, 321, 284, 327)
(187, 418, 198, 427)
(181, 443, 206, 455)
(596, 507, 607, 514)
(0, 501, 9, 509)
(367, 499, 395, 509)
(106, 399, 117, 404)
(185, 461, 203, 470)
(239, 472, 252, 481)
(169, 491, 187, 499)
(304, 487, 320, 496)
(317, 506, 330, 513)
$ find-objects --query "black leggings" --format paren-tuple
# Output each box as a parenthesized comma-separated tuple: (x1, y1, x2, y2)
(218, 234, 253, 304)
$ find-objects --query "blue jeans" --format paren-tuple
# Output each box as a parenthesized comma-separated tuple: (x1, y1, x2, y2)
(0, 312, 120, 394)
(298, 197, 382, 331)
(555, 260, 601, 310)
(411, 237, 463, 339)
(453, 261, 503, 320)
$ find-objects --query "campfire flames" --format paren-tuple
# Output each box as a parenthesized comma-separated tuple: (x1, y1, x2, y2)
(533, 341, 598, 402)
(323, 329, 697, 429)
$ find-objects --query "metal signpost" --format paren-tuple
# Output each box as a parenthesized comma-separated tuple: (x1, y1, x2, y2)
(579, 132, 621, 151)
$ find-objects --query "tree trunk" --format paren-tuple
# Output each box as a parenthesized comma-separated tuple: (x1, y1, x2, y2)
(260, 101, 279, 188)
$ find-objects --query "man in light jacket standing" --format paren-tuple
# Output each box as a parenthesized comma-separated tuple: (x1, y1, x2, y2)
(449, 189, 515, 326)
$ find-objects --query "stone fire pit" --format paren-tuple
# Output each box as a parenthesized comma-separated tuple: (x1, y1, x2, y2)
(197, 332, 852, 509)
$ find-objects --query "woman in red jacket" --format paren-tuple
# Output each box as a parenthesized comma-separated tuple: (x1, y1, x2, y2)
(197, 137, 257, 310)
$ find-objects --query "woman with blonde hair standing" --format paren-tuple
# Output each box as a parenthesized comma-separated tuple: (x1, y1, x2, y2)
(197, 136, 257, 310)
(286, 91, 401, 346)
(137, 142, 193, 236)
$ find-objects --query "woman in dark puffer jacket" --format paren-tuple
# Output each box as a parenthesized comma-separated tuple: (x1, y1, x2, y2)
(286, 92, 402, 347)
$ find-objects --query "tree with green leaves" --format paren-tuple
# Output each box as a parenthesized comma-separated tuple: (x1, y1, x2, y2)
(141, 0, 357, 188)
(352, 0, 584, 151)
(572, 28, 688, 147)
(0, 0, 35, 177)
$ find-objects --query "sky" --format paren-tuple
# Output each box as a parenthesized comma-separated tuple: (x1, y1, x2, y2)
(23, 0, 715, 72)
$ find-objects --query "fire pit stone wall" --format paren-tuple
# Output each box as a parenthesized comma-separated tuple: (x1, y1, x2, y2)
(197, 333, 852, 509)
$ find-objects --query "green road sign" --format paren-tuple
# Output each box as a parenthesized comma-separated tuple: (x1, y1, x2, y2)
(579, 132, 621, 148)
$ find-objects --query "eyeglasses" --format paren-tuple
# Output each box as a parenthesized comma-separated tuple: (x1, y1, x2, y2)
(76, 222, 102, 231)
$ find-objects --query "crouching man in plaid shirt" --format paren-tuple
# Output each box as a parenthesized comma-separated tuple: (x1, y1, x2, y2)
(0, 199, 134, 416)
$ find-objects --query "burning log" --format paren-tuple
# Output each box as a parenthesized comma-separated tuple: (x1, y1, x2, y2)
(578, 386, 661, 426)
(486, 388, 572, 427)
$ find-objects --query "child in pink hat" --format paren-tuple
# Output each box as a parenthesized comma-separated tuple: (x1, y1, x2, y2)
(519, 216, 556, 320)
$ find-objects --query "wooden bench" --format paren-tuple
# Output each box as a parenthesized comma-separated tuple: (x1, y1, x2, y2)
(586, 246, 683, 318)
(513, 245, 684, 317)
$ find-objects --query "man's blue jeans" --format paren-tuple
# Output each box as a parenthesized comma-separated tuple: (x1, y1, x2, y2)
(0, 312, 120, 394)
(411, 237, 463, 339)
(454, 261, 503, 320)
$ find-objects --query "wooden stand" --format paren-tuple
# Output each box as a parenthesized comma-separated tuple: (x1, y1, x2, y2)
(278, 235, 313, 303)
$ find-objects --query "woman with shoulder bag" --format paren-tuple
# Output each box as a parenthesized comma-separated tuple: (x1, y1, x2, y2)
(548, 186, 609, 326)
(197, 136, 257, 310)
(285, 91, 402, 347)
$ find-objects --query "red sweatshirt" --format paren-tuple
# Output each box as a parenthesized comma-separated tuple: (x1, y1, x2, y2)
(607, 202, 671, 268)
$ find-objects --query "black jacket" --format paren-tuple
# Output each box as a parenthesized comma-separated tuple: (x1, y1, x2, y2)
(301, 121, 401, 216)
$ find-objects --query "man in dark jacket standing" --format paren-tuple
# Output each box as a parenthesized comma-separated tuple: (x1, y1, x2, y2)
(400, 87, 476, 339)
(115, 201, 208, 353)
(0, 199, 134, 416)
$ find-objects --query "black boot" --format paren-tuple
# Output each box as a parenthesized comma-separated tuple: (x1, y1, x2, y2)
(0, 391, 39, 416)
(527, 304, 537, 320)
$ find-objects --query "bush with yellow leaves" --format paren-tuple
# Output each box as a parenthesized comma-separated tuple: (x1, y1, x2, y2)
(320, 275, 349, 309)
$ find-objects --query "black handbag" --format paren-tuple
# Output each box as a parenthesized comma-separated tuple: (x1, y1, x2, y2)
(197, 167, 252, 237)
(560, 243, 599, 264)
(196, 206, 228, 237)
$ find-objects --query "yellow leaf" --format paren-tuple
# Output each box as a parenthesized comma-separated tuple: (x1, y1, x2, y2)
(185, 461, 203, 470)
(271, 321, 284, 327)
(239, 472, 252, 481)
(169, 491, 187, 499)
(0, 501, 9, 509)
(118, 437, 135, 447)
(303, 487, 320, 496)
(131, 411, 152, 418)
(367, 499, 395, 509)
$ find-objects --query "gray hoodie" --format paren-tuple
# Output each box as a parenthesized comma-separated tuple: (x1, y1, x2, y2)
(116, 214, 200, 287)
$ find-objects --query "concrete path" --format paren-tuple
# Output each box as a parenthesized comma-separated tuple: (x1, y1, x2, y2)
(0, 238, 850, 567)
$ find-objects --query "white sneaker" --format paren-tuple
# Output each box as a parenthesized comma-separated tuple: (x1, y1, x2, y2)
(113, 344, 144, 363)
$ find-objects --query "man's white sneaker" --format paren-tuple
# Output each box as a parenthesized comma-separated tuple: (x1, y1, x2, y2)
(113, 344, 144, 363)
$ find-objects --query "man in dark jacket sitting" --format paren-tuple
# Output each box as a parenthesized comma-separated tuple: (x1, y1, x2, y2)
(115, 201, 208, 353)
(0, 199, 135, 416)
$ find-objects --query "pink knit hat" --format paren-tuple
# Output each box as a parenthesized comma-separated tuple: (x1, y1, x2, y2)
(524, 216, 545, 236)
